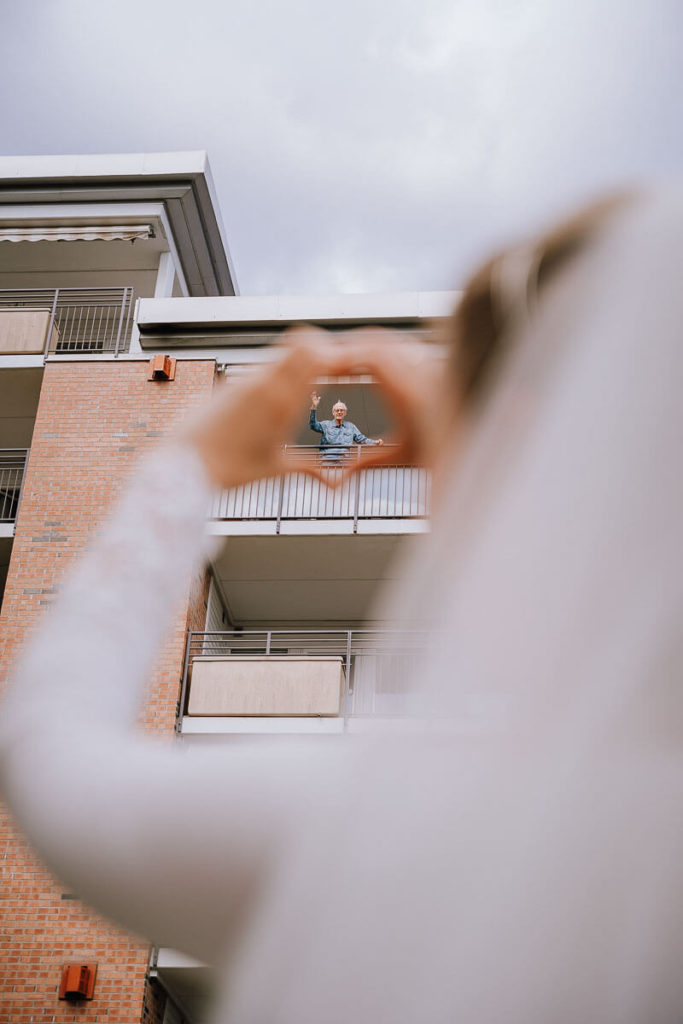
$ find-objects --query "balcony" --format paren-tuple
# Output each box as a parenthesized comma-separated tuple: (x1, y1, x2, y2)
(0, 287, 135, 356)
(211, 446, 430, 533)
(0, 449, 28, 525)
(179, 628, 428, 730)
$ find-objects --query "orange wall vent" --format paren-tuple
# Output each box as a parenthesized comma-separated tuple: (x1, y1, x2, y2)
(59, 962, 97, 1000)
(148, 354, 177, 381)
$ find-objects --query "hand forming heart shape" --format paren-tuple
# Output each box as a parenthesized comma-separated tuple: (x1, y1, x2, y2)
(183, 326, 458, 492)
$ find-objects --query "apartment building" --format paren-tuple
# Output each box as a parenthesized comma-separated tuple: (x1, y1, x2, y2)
(0, 153, 455, 1024)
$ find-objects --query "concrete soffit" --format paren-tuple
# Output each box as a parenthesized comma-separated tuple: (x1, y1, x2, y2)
(0, 156, 237, 298)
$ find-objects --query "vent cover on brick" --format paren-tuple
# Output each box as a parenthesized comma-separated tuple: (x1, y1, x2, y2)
(148, 354, 176, 381)
(59, 962, 97, 1001)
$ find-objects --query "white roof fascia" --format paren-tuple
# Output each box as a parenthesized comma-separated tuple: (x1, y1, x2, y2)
(137, 291, 459, 331)
(0, 152, 210, 180)
(0, 152, 236, 298)
(199, 154, 238, 296)
(0, 201, 167, 225)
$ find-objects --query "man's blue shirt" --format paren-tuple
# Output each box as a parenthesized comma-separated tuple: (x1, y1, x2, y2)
(309, 409, 376, 458)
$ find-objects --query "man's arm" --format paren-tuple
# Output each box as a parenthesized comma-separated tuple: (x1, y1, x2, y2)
(352, 425, 384, 446)
(309, 392, 324, 434)
(309, 408, 324, 434)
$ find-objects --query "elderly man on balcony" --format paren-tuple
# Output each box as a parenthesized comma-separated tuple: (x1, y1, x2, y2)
(309, 392, 383, 461)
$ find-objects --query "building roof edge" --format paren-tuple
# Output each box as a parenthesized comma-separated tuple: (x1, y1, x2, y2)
(0, 152, 237, 297)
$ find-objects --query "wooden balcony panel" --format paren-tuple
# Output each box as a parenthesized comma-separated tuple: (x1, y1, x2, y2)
(0, 309, 59, 355)
(187, 656, 345, 717)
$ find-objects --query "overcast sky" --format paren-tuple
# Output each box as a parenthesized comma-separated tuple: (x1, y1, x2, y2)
(1, 0, 681, 295)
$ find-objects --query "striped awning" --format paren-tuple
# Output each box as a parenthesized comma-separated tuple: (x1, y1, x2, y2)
(0, 224, 154, 243)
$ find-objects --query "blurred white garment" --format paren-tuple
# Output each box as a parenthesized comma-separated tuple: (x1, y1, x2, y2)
(1, 190, 683, 1023)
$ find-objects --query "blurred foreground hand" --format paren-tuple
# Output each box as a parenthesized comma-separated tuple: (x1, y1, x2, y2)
(183, 326, 450, 490)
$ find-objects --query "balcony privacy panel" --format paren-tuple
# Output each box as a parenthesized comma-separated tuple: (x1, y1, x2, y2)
(0, 309, 59, 354)
(188, 656, 345, 716)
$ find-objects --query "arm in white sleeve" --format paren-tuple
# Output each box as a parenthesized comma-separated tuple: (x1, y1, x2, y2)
(0, 444, 349, 963)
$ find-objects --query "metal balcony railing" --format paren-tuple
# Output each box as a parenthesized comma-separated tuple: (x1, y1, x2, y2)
(0, 449, 29, 523)
(0, 287, 135, 355)
(211, 446, 431, 531)
(179, 628, 430, 724)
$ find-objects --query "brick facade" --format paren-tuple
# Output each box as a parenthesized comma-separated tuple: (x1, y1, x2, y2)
(0, 358, 215, 1023)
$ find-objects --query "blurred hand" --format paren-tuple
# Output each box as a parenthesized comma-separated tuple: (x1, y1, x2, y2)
(337, 328, 453, 472)
(310, 391, 321, 409)
(182, 327, 451, 490)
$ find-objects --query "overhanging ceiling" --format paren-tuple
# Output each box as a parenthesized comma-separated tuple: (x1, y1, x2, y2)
(212, 532, 417, 625)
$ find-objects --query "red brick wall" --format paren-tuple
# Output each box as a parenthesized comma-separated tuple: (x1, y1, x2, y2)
(141, 563, 211, 733)
(0, 358, 215, 1023)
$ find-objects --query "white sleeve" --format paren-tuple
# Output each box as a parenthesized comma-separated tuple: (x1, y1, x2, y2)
(0, 445, 348, 963)
(1, 444, 214, 738)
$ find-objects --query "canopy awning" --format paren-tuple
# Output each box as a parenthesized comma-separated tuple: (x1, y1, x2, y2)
(0, 224, 154, 243)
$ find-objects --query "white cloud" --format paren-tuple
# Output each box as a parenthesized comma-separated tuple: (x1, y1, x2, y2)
(1, 0, 681, 293)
